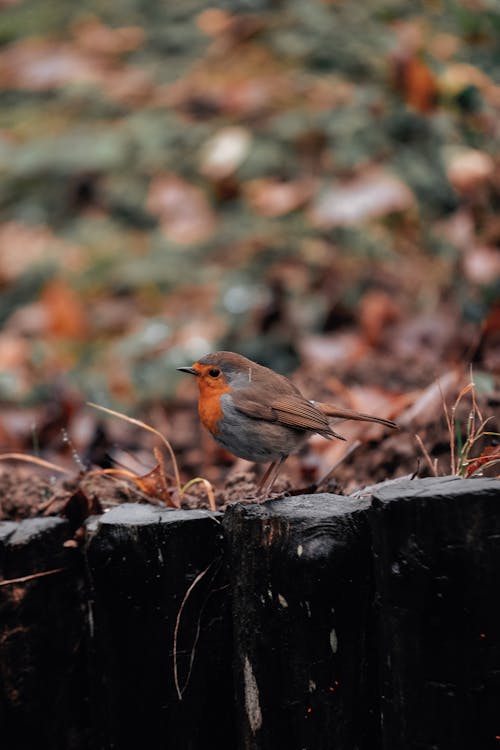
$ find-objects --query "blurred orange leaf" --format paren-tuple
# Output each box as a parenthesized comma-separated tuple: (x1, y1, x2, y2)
(397, 56, 438, 112)
(465, 446, 500, 477)
(359, 291, 401, 346)
(41, 280, 89, 339)
(72, 17, 145, 56)
(243, 177, 315, 217)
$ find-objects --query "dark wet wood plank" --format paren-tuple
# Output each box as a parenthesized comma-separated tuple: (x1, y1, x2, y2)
(85, 503, 235, 750)
(224, 493, 377, 750)
(370, 476, 500, 750)
(0, 516, 89, 750)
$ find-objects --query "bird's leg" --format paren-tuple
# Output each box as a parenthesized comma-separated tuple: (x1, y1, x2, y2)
(258, 461, 275, 491)
(257, 456, 286, 498)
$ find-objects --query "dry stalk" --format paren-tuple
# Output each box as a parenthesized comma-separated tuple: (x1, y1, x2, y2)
(0, 454, 70, 474)
(181, 477, 216, 512)
(173, 556, 222, 700)
(87, 402, 182, 494)
(0, 567, 66, 587)
(414, 434, 439, 477)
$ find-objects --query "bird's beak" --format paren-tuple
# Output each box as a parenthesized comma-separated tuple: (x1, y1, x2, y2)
(177, 366, 198, 376)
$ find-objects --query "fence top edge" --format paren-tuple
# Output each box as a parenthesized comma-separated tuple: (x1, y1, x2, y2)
(96, 502, 222, 528)
(6, 515, 67, 547)
(0, 520, 18, 543)
(371, 475, 500, 505)
(225, 492, 372, 522)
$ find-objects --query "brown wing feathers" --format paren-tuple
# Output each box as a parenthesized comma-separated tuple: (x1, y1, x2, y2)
(232, 390, 346, 440)
(271, 398, 346, 439)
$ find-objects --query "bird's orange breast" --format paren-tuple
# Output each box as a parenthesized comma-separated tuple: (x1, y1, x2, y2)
(197, 380, 231, 435)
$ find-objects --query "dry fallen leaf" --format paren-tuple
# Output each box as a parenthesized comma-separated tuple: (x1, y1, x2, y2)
(243, 177, 315, 217)
(146, 173, 217, 245)
(161, 43, 294, 118)
(462, 245, 500, 285)
(394, 56, 439, 113)
(309, 169, 415, 228)
(390, 20, 438, 112)
(358, 290, 401, 346)
(41, 280, 89, 339)
(0, 38, 152, 103)
(0, 38, 101, 90)
(196, 8, 232, 36)
(0, 333, 29, 369)
(72, 17, 145, 56)
(0, 221, 83, 281)
(444, 147, 495, 193)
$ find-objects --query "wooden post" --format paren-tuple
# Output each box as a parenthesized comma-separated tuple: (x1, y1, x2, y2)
(0, 517, 89, 750)
(85, 503, 235, 750)
(224, 493, 377, 750)
(370, 476, 500, 750)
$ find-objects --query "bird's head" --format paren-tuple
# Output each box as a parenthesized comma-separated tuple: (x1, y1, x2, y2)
(177, 351, 255, 394)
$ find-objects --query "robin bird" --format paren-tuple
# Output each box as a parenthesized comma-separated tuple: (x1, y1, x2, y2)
(178, 351, 397, 496)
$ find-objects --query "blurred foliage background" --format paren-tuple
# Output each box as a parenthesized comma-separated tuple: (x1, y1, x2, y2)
(0, 0, 499, 414)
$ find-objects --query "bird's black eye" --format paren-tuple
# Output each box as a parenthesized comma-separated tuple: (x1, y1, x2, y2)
(208, 368, 221, 378)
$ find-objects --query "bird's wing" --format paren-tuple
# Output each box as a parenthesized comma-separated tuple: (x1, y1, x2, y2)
(232, 391, 346, 440)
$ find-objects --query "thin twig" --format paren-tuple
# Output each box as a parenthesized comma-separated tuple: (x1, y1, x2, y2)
(87, 403, 182, 494)
(415, 434, 439, 477)
(0, 567, 66, 587)
(173, 557, 222, 700)
(0, 454, 70, 474)
(451, 382, 475, 474)
(438, 379, 455, 475)
(181, 477, 217, 512)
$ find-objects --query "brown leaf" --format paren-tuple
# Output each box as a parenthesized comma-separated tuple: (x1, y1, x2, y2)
(0, 333, 29, 369)
(196, 8, 232, 36)
(0, 39, 101, 91)
(0, 221, 83, 282)
(465, 446, 500, 477)
(146, 174, 217, 245)
(397, 56, 438, 113)
(133, 448, 178, 507)
(445, 148, 495, 193)
(72, 17, 145, 56)
(0, 38, 152, 104)
(41, 280, 89, 339)
(243, 177, 315, 217)
(358, 291, 401, 346)
(160, 44, 294, 119)
(390, 21, 438, 112)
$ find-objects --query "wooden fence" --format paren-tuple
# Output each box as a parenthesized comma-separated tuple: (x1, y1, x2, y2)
(1, 476, 499, 750)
